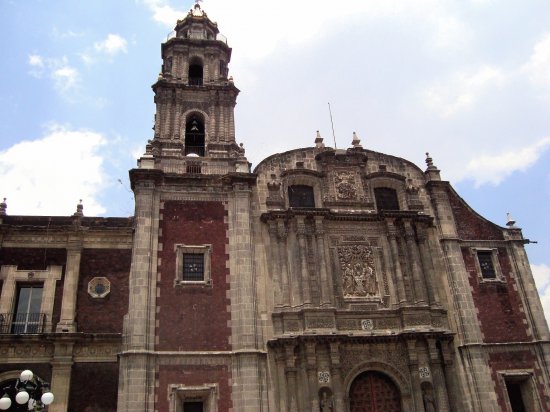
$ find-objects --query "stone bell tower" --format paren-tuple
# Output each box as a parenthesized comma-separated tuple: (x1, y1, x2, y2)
(140, 2, 248, 175)
(120, 3, 264, 412)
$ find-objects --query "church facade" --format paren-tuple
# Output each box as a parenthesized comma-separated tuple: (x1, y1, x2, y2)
(1, 5, 549, 412)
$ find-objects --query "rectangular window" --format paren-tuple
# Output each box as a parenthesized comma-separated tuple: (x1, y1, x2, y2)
(505, 380, 527, 412)
(183, 402, 204, 412)
(12, 285, 43, 334)
(288, 185, 315, 208)
(477, 251, 496, 279)
(175, 245, 212, 286)
(183, 254, 205, 281)
(374, 187, 399, 211)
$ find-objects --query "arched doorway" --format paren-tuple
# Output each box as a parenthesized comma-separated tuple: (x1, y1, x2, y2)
(349, 371, 402, 412)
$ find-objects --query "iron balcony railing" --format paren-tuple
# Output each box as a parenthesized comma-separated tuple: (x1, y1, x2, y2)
(0, 313, 46, 334)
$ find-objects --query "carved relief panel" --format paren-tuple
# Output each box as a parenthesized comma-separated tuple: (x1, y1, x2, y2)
(324, 169, 369, 205)
(338, 245, 379, 298)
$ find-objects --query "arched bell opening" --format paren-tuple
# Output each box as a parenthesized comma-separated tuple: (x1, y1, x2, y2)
(188, 57, 203, 86)
(184, 114, 205, 157)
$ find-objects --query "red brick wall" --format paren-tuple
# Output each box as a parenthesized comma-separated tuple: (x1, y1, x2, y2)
(156, 201, 231, 351)
(447, 187, 504, 240)
(488, 351, 549, 412)
(462, 247, 529, 343)
(76, 249, 131, 333)
(68, 362, 119, 412)
(157, 365, 232, 412)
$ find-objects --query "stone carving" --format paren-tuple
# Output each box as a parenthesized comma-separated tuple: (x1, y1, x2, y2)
(341, 343, 409, 383)
(407, 315, 432, 326)
(361, 319, 374, 331)
(284, 320, 301, 332)
(318, 371, 331, 384)
(419, 366, 431, 379)
(334, 171, 357, 200)
(338, 245, 378, 297)
(320, 389, 334, 412)
(377, 318, 400, 329)
(307, 317, 335, 329)
(344, 235, 365, 242)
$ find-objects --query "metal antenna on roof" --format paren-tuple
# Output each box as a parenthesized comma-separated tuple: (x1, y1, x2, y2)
(328, 102, 337, 149)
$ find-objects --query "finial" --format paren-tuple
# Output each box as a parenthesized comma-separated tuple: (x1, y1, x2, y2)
(315, 130, 325, 148)
(73, 199, 84, 217)
(0, 198, 6, 216)
(425, 152, 438, 170)
(506, 212, 517, 228)
(351, 131, 362, 148)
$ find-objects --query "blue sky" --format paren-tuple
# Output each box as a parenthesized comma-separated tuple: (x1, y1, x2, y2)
(1, 0, 549, 321)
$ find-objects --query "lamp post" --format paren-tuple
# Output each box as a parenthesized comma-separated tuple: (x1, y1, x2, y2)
(0, 370, 54, 411)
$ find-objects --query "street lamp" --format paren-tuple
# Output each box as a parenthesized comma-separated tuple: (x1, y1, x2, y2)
(0, 369, 54, 411)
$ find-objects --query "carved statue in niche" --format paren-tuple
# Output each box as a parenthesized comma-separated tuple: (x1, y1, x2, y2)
(319, 388, 334, 412)
(338, 245, 378, 297)
(421, 382, 436, 412)
(334, 171, 357, 200)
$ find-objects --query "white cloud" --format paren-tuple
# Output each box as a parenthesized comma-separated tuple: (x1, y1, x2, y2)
(422, 65, 507, 117)
(462, 136, 550, 186)
(27, 55, 80, 95)
(0, 124, 107, 216)
(522, 33, 550, 92)
(52, 65, 79, 93)
(139, 0, 183, 26)
(28, 54, 44, 68)
(139, 0, 473, 61)
(531, 263, 550, 326)
(94, 34, 128, 56)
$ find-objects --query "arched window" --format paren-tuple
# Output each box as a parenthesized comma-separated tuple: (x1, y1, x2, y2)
(374, 187, 399, 211)
(188, 59, 203, 86)
(288, 185, 315, 208)
(185, 115, 205, 157)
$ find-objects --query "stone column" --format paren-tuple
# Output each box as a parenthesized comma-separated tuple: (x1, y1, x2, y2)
(296, 216, 311, 305)
(406, 339, 424, 411)
(386, 220, 407, 304)
(268, 220, 283, 307)
(277, 218, 291, 307)
(305, 342, 320, 411)
(329, 342, 345, 411)
(56, 238, 82, 333)
(314, 216, 332, 306)
(427, 338, 450, 412)
(285, 343, 299, 412)
(416, 225, 440, 306)
(403, 220, 427, 304)
(275, 351, 289, 412)
(49, 341, 74, 412)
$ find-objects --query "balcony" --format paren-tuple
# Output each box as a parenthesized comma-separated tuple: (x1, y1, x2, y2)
(0, 313, 46, 334)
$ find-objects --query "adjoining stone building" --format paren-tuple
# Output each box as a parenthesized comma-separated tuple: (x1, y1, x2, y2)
(1, 4, 549, 411)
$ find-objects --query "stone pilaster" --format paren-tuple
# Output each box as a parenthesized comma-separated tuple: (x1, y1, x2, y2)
(406, 339, 423, 411)
(386, 220, 406, 303)
(296, 216, 311, 305)
(277, 218, 291, 307)
(403, 220, 427, 304)
(56, 239, 82, 333)
(314, 216, 331, 306)
(427, 338, 450, 412)
(268, 221, 283, 307)
(417, 225, 441, 306)
(285, 343, 298, 412)
(305, 342, 319, 411)
(49, 341, 74, 412)
(275, 351, 288, 411)
(329, 342, 344, 412)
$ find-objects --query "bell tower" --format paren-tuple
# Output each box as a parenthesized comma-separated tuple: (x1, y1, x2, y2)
(122, 4, 264, 412)
(139, 2, 248, 174)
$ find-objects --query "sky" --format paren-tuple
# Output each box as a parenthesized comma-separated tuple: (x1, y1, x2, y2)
(0, 0, 549, 322)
